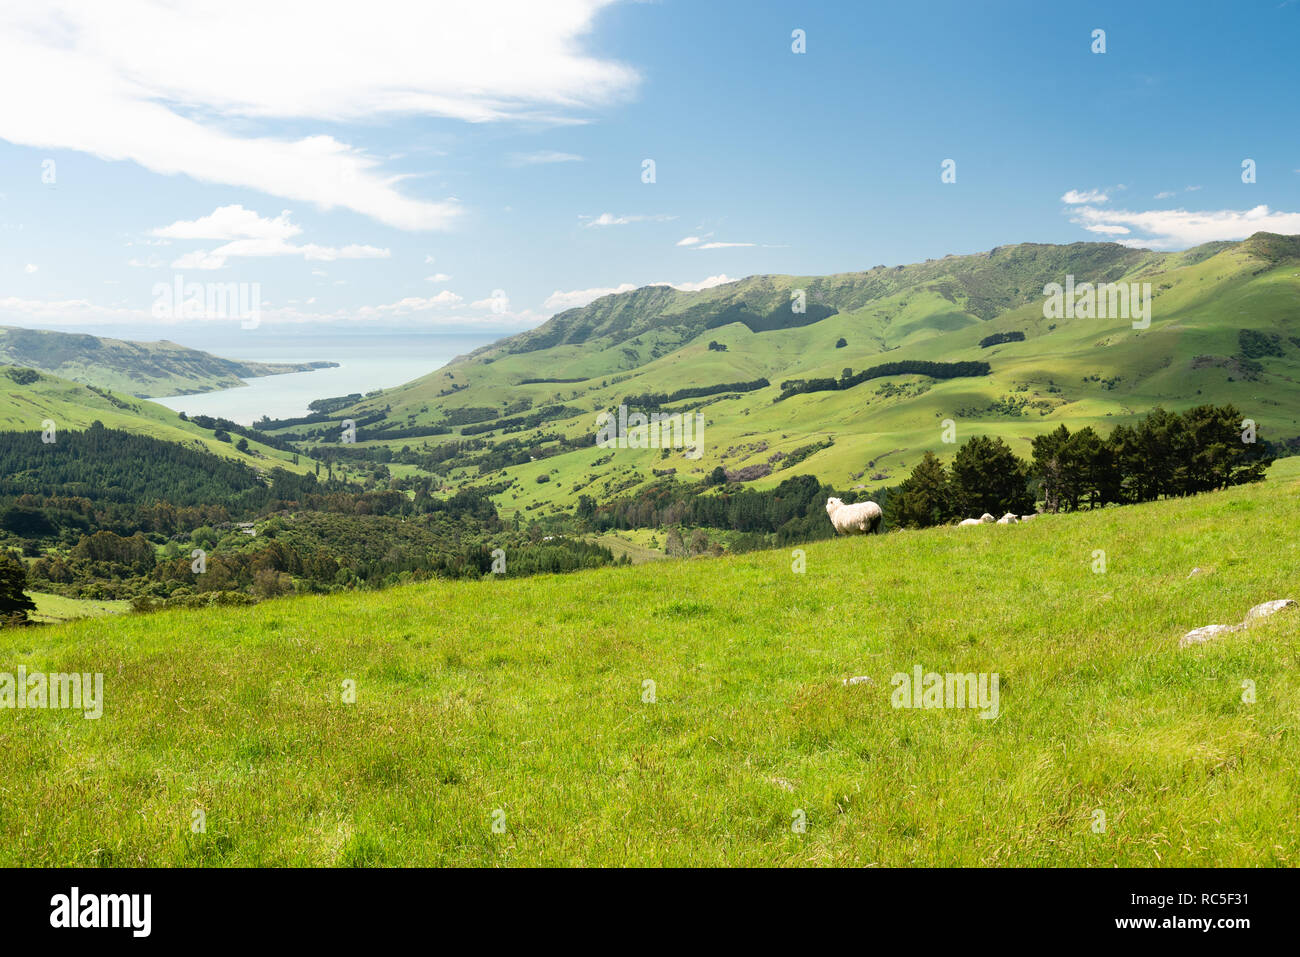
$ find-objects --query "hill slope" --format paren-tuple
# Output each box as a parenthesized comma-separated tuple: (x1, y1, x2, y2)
(0, 326, 336, 397)
(270, 234, 1300, 517)
(0, 365, 312, 473)
(4, 463, 1297, 866)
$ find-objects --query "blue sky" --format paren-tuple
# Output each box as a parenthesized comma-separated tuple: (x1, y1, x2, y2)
(1, 0, 1298, 338)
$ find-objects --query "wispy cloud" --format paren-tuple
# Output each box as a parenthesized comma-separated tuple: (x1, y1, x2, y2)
(1070, 204, 1300, 249)
(543, 274, 734, 312)
(0, 1, 635, 230)
(580, 213, 676, 227)
(507, 150, 584, 166)
(1061, 188, 1109, 204)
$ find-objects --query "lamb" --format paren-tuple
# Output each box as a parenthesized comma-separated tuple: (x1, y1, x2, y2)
(825, 497, 883, 534)
(996, 513, 1019, 524)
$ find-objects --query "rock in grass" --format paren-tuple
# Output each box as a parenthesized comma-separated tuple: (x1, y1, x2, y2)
(1180, 599, 1296, 648)
(1244, 599, 1297, 622)
(1179, 624, 1241, 648)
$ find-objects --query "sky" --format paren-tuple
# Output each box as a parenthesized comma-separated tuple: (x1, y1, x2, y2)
(1, 0, 1298, 340)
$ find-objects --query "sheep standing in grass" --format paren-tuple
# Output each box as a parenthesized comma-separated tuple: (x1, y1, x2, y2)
(825, 497, 883, 535)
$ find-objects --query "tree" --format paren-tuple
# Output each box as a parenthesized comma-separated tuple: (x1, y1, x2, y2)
(1180, 404, 1270, 493)
(893, 452, 956, 527)
(1031, 425, 1072, 512)
(0, 551, 36, 625)
(950, 435, 1032, 516)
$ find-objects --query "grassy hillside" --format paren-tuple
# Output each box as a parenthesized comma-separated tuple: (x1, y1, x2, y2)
(0, 366, 313, 474)
(0, 325, 335, 397)
(4, 463, 1297, 866)
(269, 233, 1300, 518)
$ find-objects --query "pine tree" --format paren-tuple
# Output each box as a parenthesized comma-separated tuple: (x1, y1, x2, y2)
(0, 551, 37, 625)
(894, 451, 956, 527)
(950, 436, 1033, 516)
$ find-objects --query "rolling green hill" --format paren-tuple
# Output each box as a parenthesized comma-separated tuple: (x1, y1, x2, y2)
(4, 460, 1297, 866)
(0, 326, 336, 398)
(0, 365, 313, 474)
(268, 233, 1300, 518)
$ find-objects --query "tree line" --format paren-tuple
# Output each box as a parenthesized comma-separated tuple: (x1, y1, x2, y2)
(777, 360, 990, 401)
(890, 405, 1272, 527)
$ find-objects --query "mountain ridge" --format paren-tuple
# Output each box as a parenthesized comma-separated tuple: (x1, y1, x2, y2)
(0, 326, 337, 398)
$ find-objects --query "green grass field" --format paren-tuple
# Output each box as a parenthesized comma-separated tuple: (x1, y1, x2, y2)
(3, 464, 1297, 866)
(28, 592, 130, 625)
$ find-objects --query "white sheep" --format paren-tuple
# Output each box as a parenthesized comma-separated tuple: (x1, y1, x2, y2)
(996, 513, 1019, 524)
(825, 497, 883, 534)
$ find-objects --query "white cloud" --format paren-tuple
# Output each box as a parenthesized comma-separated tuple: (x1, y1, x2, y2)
(676, 236, 702, 246)
(0, 296, 146, 325)
(668, 274, 734, 292)
(354, 291, 464, 317)
(472, 290, 511, 312)
(154, 206, 389, 269)
(581, 212, 675, 227)
(0, 1, 634, 230)
(695, 241, 755, 250)
(543, 274, 735, 312)
(425, 273, 452, 283)
(1081, 224, 1131, 235)
(1061, 188, 1109, 204)
(23, 263, 38, 274)
(1070, 204, 1300, 249)
(153, 205, 299, 241)
(1154, 191, 1176, 200)
(508, 150, 584, 166)
(543, 283, 638, 311)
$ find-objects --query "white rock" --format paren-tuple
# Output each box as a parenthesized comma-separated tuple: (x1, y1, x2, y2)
(1244, 599, 1296, 622)
(1179, 624, 1241, 648)
(842, 675, 873, 686)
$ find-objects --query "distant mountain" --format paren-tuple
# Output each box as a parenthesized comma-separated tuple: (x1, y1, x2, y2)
(248, 233, 1300, 514)
(0, 326, 336, 398)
